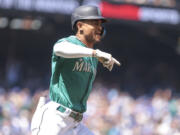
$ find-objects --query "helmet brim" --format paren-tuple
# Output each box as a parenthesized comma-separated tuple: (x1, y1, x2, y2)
(77, 16, 107, 23)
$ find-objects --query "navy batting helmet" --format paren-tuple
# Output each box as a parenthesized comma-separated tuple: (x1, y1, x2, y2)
(71, 5, 107, 31)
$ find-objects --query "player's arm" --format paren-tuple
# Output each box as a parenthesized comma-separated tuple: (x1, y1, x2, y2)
(54, 41, 120, 71)
(54, 41, 94, 58)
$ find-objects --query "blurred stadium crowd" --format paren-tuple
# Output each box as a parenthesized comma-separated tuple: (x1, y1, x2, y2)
(0, 81, 180, 135)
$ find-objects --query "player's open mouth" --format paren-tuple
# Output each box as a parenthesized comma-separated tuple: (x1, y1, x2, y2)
(95, 32, 101, 36)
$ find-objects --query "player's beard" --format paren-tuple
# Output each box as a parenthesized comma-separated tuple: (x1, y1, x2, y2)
(85, 31, 101, 44)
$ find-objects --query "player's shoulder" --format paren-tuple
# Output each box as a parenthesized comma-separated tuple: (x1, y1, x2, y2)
(55, 35, 76, 44)
(55, 35, 86, 47)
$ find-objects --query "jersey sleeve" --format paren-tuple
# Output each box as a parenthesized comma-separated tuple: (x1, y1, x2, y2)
(52, 37, 78, 64)
(52, 38, 67, 63)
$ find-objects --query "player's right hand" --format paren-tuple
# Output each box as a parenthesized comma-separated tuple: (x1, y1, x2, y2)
(93, 49, 121, 71)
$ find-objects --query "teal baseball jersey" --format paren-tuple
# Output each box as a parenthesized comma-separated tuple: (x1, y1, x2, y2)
(49, 36, 98, 113)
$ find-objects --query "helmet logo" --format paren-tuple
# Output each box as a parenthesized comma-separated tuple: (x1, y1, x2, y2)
(97, 8, 101, 16)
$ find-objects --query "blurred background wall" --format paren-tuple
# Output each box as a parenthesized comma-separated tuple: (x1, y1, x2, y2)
(0, 0, 180, 95)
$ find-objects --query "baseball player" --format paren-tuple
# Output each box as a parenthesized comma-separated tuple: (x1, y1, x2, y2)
(31, 5, 120, 135)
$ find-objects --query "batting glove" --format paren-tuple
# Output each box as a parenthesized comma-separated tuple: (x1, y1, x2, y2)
(93, 49, 121, 71)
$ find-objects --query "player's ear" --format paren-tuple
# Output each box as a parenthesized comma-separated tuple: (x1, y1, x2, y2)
(76, 21, 83, 29)
(76, 21, 84, 34)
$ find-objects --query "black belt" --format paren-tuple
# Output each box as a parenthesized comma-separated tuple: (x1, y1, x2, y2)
(57, 106, 83, 122)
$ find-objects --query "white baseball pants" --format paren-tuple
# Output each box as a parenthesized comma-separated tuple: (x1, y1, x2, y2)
(31, 97, 94, 135)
